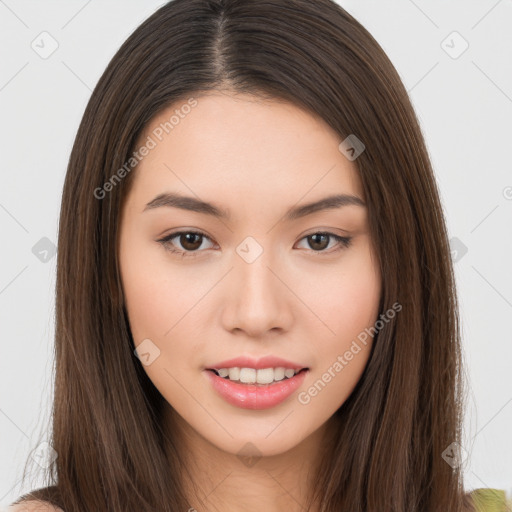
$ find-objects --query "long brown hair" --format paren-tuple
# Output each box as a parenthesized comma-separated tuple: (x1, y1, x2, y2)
(12, 0, 474, 510)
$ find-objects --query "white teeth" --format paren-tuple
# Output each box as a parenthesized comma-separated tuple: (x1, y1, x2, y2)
(256, 368, 274, 384)
(240, 368, 256, 383)
(273, 367, 285, 381)
(228, 367, 240, 380)
(284, 368, 295, 379)
(213, 366, 303, 384)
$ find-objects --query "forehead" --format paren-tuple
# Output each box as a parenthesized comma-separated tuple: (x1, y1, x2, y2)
(130, 92, 364, 210)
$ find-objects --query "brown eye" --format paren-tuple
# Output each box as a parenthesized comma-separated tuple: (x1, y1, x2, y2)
(307, 233, 330, 251)
(157, 230, 214, 256)
(157, 230, 352, 259)
(179, 232, 203, 251)
(296, 232, 352, 254)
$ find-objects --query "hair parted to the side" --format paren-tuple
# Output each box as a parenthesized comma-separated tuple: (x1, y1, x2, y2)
(11, 0, 474, 510)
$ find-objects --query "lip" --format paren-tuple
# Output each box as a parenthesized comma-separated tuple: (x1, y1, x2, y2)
(204, 368, 309, 410)
(205, 355, 308, 371)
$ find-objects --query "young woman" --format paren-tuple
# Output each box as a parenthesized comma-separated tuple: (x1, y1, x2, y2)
(9, 0, 506, 510)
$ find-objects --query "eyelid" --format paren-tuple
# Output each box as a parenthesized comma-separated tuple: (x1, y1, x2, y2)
(296, 232, 352, 255)
(157, 229, 352, 257)
(156, 229, 216, 257)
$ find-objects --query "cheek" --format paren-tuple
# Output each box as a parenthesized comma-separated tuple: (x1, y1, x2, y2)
(120, 229, 195, 342)
(298, 256, 381, 410)
(120, 237, 207, 376)
(120, 246, 201, 404)
(299, 244, 381, 400)
(305, 244, 381, 343)
(121, 257, 173, 343)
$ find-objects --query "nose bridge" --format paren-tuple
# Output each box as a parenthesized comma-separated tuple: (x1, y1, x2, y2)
(235, 238, 280, 307)
(222, 236, 290, 335)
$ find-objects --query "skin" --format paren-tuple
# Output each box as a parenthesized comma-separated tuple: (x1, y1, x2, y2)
(118, 90, 382, 512)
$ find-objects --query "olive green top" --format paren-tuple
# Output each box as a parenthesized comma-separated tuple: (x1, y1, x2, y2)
(471, 488, 512, 512)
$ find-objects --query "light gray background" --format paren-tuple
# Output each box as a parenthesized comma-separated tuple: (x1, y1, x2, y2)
(1, 0, 511, 507)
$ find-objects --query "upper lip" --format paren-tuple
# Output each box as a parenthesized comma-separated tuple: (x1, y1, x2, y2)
(206, 356, 309, 371)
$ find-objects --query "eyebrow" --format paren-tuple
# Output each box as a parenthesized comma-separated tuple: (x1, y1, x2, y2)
(143, 192, 366, 221)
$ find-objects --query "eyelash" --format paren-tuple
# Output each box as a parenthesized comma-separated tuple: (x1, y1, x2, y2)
(156, 230, 352, 258)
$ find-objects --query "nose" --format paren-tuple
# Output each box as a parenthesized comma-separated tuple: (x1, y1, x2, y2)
(220, 250, 293, 338)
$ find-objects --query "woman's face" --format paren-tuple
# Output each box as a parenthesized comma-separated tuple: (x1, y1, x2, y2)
(119, 91, 381, 457)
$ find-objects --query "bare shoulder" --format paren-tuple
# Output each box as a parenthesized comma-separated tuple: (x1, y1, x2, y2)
(6, 500, 64, 512)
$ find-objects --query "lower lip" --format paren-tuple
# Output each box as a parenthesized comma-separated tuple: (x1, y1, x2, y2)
(204, 369, 309, 410)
